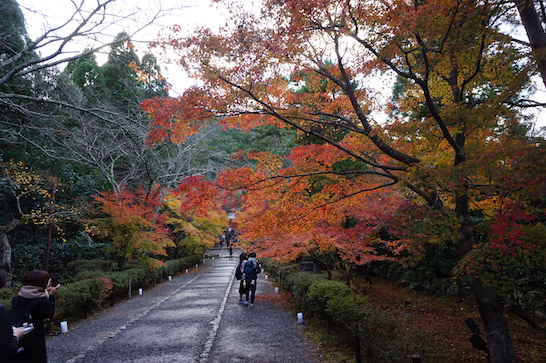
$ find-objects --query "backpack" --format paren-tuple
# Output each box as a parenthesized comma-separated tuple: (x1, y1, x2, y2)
(244, 260, 260, 282)
(10, 298, 40, 353)
(235, 263, 243, 280)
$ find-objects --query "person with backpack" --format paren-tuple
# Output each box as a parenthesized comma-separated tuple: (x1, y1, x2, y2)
(244, 252, 260, 307)
(9, 270, 59, 363)
(235, 253, 248, 304)
(0, 271, 26, 361)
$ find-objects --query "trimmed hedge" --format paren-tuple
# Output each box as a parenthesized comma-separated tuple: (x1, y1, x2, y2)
(263, 260, 443, 362)
(54, 255, 203, 322)
(67, 260, 113, 276)
(308, 279, 353, 316)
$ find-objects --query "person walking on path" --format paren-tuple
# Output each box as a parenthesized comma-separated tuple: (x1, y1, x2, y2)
(236, 252, 248, 304)
(244, 252, 260, 307)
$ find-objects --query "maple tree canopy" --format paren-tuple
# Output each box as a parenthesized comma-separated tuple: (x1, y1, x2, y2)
(143, 0, 545, 263)
(143, 1, 546, 360)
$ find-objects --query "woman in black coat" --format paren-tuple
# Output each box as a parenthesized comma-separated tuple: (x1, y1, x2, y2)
(9, 270, 60, 363)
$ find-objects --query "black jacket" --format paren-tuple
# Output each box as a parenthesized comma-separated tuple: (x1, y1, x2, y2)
(8, 295, 55, 363)
(0, 304, 18, 361)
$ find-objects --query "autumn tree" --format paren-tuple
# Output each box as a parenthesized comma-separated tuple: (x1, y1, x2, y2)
(145, 0, 546, 361)
(0, 162, 75, 283)
(1, 1, 227, 282)
(164, 176, 228, 257)
(90, 185, 174, 269)
(90, 177, 228, 268)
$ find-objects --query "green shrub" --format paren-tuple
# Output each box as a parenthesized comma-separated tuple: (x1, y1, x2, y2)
(0, 286, 17, 307)
(67, 260, 113, 276)
(12, 239, 109, 281)
(55, 278, 105, 319)
(326, 294, 379, 333)
(52, 255, 204, 322)
(289, 272, 323, 308)
(181, 255, 203, 269)
(74, 270, 110, 281)
(307, 279, 354, 316)
(266, 259, 444, 362)
(111, 268, 147, 290)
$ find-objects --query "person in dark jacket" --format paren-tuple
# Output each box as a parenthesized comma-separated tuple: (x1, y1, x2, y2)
(9, 270, 59, 363)
(244, 252, 260, 307)
(0, 271, 25, 361)
(237, 253, 248, 304)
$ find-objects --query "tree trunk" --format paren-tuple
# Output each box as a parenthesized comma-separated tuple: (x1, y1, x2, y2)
(0, 219, 22, 286)
(456, 191, 517, 362)
(514, 0, 546, 88)
(0, 232, 12, 285)
(44, 177, 57, 272)
(468, 276, 517, 362)
(117, 256, 126, 270)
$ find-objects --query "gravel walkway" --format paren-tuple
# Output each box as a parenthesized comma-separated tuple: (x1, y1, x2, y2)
(45, 249, 324, 363)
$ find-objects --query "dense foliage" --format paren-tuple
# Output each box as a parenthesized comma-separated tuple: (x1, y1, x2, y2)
(0, 1, 236, 285)
(0, 1, 545, 361)
(143, 1, 546, 361)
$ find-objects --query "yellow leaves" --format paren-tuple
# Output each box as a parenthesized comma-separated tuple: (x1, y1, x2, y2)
(249, 151, 283, 173)
(1, 161, 52, 200)
(0, 161, 76, 240)
(173, 219, 200, 237)
(164, 185, 227, 252)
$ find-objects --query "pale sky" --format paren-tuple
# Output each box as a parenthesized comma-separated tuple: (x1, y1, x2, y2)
(16, 0, 546, 129)
(17, 0, 233, 94)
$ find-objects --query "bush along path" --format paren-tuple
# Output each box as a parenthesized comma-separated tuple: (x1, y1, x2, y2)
(46, 250, 323, 363)
(264, 261, 546, 363)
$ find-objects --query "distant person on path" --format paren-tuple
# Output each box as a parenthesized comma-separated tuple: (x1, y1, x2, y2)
(244, 252, 261, 307)
(228, 244, 233, 259)
(0, 271, 25, 361)
(236, 253, 248, 304)
(9, 270, 59, 363)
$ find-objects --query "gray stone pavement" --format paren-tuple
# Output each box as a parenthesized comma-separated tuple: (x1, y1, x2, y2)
(45, 248, 323, 362)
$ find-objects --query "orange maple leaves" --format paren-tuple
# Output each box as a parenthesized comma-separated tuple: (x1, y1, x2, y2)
(141, 0, 545, 273)
(91, 185, 174, 268)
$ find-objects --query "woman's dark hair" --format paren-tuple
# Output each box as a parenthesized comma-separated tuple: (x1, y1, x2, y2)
(22, 270, 50, 289)
(239, 252, 248, 262)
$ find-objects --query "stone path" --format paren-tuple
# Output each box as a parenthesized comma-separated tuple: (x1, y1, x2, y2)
(46, 249, 323, 363)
